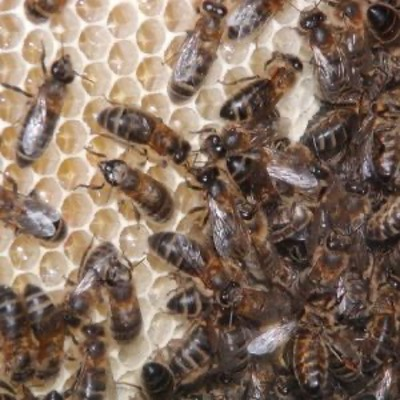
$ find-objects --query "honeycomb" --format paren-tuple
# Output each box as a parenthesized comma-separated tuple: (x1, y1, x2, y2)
(0, 0, 318, 397)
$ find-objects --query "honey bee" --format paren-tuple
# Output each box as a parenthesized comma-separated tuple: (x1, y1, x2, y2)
(219, 52, 303, 121)
(2, 52, 75, 168)
(141, 361, 174, 400)
(97, 106, 191, 164)
(0, 379, 18, 400)
(0, 285, 35, 383)
(41, 392, 63, 400)
(168, 1, 227, 103)
(24, 0, 68, 23)
(226, 0, 285, 41)
(23, 284, 64, 381)
(384, 240, 400, 288)
(0, 183, 67, 243)
(98, 159, 174, 223)
(104, 259, 142, 343)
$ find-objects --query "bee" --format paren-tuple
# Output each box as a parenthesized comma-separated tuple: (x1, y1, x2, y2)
(104, 259, 142, 343)
(219, 52, 303, 121)
(168, 0, 227, 103)
(141, 361, 174, 400)
(0, 183, 67, 243)
(0, 285, 35, 383)
(98, 159, 174, 223)
(68, 323, 116, 400)
(0, 379, 18, 400)
(41, 392, 63, 400)
(97, 106, 191, 164)
(24, 0, 68, 23)
(384, 240, 400, 288)
(226, 0, 285, 41)
(23, 284, 64, 380)
(2, 52, 75, 167)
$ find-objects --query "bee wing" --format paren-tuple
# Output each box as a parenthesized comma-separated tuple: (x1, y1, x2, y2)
(72, 269, 100, 297)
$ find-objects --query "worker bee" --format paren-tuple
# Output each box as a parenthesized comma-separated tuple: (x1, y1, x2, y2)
(41, 392, 63, 400)
(168, 0, 227, 103)
(0, 379, 18, 400)
(23, 284, 64, 381)
(104, 259, 142, 343)
(219, 52, 303, 121)
(1, 52, 75, 167)
(226, 0, 286, 41)
(97, 106, 191, 164)
(24, 0, 68, 23)
(0, 285, 35, 383)
(141, 361, 174, 400)
(0, 183, 67, 243)
(98, 159, 174, 223)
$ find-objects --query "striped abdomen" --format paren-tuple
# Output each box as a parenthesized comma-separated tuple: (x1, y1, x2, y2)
(24, 0, 67, 23)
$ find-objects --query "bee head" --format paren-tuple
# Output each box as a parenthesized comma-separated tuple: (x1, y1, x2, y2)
(51, 55, 75, 84)
(203, 134, 226, 159)
(173, 141, 191, 164)
(299, 8, 326, 31)
(202, 1, 227, 19)
(98, 159, 127, 186)
(196, 166, 219, 187)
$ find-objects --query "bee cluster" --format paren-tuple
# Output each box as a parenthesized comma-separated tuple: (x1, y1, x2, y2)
(0, 0, 400, 399)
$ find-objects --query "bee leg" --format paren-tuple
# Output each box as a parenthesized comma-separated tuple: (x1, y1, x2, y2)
(74, 182, 105, 191)
(185, 178, 203, 191)
(0, 83, 34, 98)
(40, 41, 48, 75)
(218, 75, 260, 86)
(2, 173, 19, 194)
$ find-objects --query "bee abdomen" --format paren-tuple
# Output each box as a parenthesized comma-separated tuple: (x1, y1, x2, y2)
(142, 362, 174, 399)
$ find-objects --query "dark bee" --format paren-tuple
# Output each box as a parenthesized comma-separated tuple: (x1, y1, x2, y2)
(97, 106, 191, 164)
(104, 260, 142, 343)
(142, 361, 174, 400)
(0, 184, 67, 243)
(219, 52, 303, 121)
(98, 159, 174, 223)
(226, 0, 285, 41)
(2, 53, 75, 167)
(24, 0, 68, 23)
(168, 0, 227, 103)
(23, 284, 64, 380)
(0, 285, 35, 383)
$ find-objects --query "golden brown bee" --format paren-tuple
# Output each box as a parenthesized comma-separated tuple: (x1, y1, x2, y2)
(104, 260, 142, 343)
(98, 159, 174, 223)
(97, 106, 191, 164)
(142, 361, 175, 400)
(24, 0, 68, 23)
(219, 52, 303, 121)
(168, 0, 227, 103)
(0, 183, 67, 243)
(23, 284, 64, 381)
(0, 285, 35, 383)
(226, 0, 285, 41)
(2, 53, 75, 167)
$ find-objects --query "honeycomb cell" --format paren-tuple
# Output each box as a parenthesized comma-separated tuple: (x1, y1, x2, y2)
(120, 147, 147, 170)
(138, 0, 164, 17)
(62, 83, 86, 118)
(0, 14, 24, 50)
(0, 125, 17, 160)
(274, 3, 299, 25)
(174, 181, 204, 215)
(148, 312, 176, 347)
(24, 66, 43, 95)
(0, 0, 20, 11)
(86, 172, 116, 207)
(12, 272, 43, 292)
(272, 26, 301, 55)
(57, 157, 90, 191)
(82, 97, 109, 132)
(39, 251, 69, 287)
(221, 66, 252, 97)
(9, 235, 41, 271)
(89, 208, 121, 241)
(4, 163, 34, 195)
(148, 164, 177, 192)
(169, 107, 201, 134)
(118, 199, 139, 221)
(62, 193, 93, 228)
(141, 93, 170, 122)
(133, 261, 154, 295)
(50, 8, 81, 43)
(220, 40, 250, 65)
(0, 224, 14, 253)
(34, 177, 63, 209)
(149, 276, 177, 310)
(64, 230, 92, 265)
(119, 332, 151, 367)
(76, 0, 109, 23)
(79, 25, 112, 60)
(136, 56, 169, 91)
(109, 77, 141, 105)
(108, 40, 138, 75)
(56, 120, 88, 155)
(164, 0, 195, 32)
(22, 29, 53, 65)
(0, 256, 14, 287)
(175, 208, 207, 234)
(32, 142, 61, 176)
(0, 90, 27, 123)
(119, 224, 150, 262)
(249, 46, 272, 76)
(137, 19, 165, 54)
(85, 135, 120, 167)
(108, 2, 137, 38)
(0, 52, 26, 86)
(195, 87, 224, 121)
(82, 62, 112, 96)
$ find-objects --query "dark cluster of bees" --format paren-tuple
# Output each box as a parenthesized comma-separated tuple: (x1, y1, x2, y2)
(0, 0, 400, 399)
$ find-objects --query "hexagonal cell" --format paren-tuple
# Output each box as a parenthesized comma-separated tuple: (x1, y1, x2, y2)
(220, 40, 250, 65)
(82, 97, 109, 132)
(0, 14, 24, 50)
(0, 125, 18, 160)
(274, 3, 299, 25)
(0, 0, 20, 11)
(118, 332, 151, 367)
(9, 235, 41, 271)
(108, 40, 138, 75)
(249, 46, 272, 76)
(164, 0, 195, 32)
(174, 181, 204, 215)
(86, 171, 117, 207)
(85, 135, 120, 167)
(147, 312, 176, 347)
(39, 251, 69, 287)
(57, 157, 90, 191)
(169, 107, 201, 134)
(108, 2, 137, 38)
(82, 62, 112, 96)
(272, 26, 301, 55)
(119, 224, 150, 262)
(32, 142, 61, 176)
(137, 19, 166, 54)
(12, 272, 43, 292)
(138, 0, 164, 16)
(109, 77, 141, 105)
(62, 193, 93, 228)
(4, 163, 34, 194)
(22, 29, 54, 65)
(195, 87, 224, 121)
(0, 90, 27, 124)
(118, 199, 139, 221)
(220, 66, 251, 98)
(0, 256, 14, 286)
(132, 261, 154, 295)
(0, 52, 26, 86)
(50, 8, 81, 43)
(34, 177, 64, 209)
(62, 82, 86, 119)
(79, 25, 112, 60)
(24, 66, 44, 95)
(136, 56, 169, 92)
(56, 120, 88, 155)
(64, 229, 92, 265)
(89, 208, 121, 241)
(75, 0, 109, 23)
(141, 93, 170, 122)
(148, 164, 177, 192)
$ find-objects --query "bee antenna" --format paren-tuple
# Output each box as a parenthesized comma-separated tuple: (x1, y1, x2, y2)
(74, 71, 95, 84)
(84, 146, 107, 159)
(190, 127, 218, 135)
